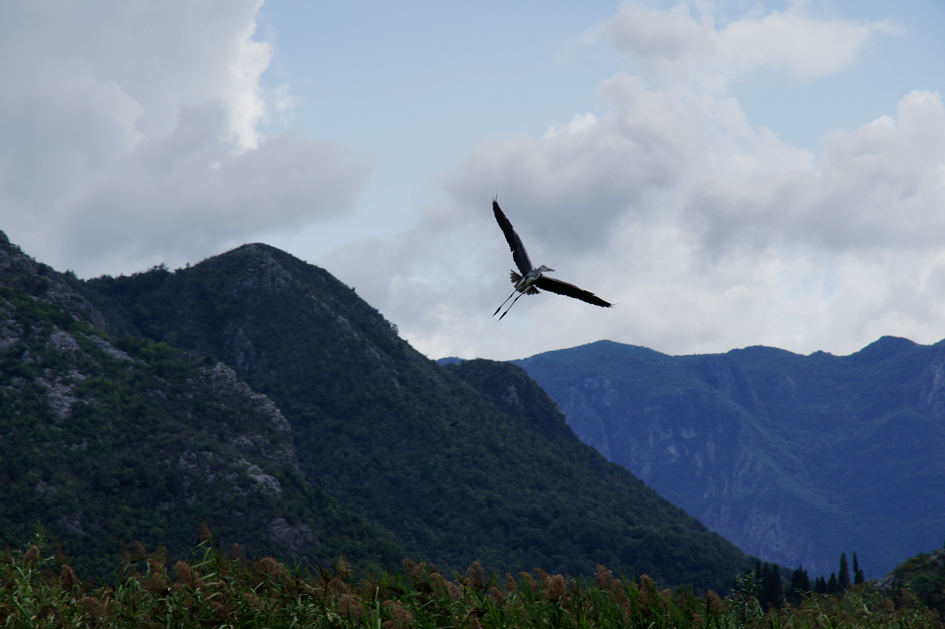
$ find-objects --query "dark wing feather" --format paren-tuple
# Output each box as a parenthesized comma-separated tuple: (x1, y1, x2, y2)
(534, 276, 612, 308)
(493, 200, 533, 275)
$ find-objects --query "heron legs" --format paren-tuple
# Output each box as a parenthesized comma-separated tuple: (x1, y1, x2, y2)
(497, 290, 527, 320)
(493, 288, 518, 317)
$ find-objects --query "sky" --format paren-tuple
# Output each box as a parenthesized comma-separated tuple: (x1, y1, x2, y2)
(2, 1, 944, 361)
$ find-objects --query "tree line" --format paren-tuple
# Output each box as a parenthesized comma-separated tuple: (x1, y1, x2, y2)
(749, 551, 867, 610)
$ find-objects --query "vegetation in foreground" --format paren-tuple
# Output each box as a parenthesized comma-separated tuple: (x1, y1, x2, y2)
(2, 533, 941, 629)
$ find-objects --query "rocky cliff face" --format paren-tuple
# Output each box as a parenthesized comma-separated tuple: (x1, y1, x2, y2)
(516, 339, 945, 578)
(0, 231, 401, 575)
(552, 366, 825, 573)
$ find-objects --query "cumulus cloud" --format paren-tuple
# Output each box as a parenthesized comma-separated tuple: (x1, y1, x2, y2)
(339, 1, 945, 361)
(602, 0, 890, 88)
(690, 90, 945, 256)
(442, 72, 699, 252)
(0, 0, 371, 276)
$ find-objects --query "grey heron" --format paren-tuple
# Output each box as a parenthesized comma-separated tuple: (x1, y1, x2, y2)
(492, 199, 613, 320)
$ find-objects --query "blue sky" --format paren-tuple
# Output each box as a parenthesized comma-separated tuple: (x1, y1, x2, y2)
(1, 1, 944, 360)
(255, 1, 630, 254)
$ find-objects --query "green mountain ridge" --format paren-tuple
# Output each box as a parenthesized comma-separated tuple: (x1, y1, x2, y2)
(877, 545, 945, 617)
(64, 240, 749, 591)
(0, 232, 401, 575)
(513, 338, 945, 578)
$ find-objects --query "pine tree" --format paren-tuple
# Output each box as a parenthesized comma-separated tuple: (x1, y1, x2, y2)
(759, 562, 771, 608)
(787, 566, 811, 601)
(760, 563, 782, 609)
(790, 565, 808, 600)
(853, 552, 865, 585)
(838, 552, 850, 591)
(827, 572, 838, 594)
(814, 576, 827, 594)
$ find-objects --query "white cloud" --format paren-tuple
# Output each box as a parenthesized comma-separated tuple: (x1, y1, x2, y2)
(0, 0, 372, 276)
(690, 90, 945, 256)
(544, 112, 598, 138)
(336, 1, 945, 361)
(602, 0, 889, 89)
(441, 72, 699, 252)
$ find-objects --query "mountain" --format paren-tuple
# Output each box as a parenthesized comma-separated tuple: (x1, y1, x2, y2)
(444, 359, 747, 588)
(0, 232, 402, 576)
(513, 339, 945, 578)
(72, 242, 749, 591)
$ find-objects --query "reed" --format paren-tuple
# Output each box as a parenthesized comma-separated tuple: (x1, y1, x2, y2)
(1, 532, 940, 629)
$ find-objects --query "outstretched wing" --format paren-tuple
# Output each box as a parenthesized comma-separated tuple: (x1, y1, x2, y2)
(493, 200, 533, 276)
(534, 276, 612, 308)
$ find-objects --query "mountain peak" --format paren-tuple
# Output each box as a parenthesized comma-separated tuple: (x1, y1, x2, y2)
(849, 335, 919, 364)
(0, 231, 402, 574)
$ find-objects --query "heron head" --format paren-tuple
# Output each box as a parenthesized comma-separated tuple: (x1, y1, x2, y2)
(537, 265, 555, 273)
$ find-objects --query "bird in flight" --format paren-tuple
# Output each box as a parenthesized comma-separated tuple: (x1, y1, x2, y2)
(492, 199, 612, 320)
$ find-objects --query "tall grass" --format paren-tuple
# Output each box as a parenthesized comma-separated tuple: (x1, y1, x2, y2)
(1, 532, 940, 629)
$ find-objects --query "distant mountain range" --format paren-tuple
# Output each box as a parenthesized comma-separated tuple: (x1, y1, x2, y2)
(514, 339, 945, 578)
(0, 231, 748, 591)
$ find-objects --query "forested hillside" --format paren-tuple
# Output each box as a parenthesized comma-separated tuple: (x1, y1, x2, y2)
(71, 242, 749, 591)
(514, 339, 945, 577)
(878, 544, 945, 618)
(0, 232, 401, 575)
